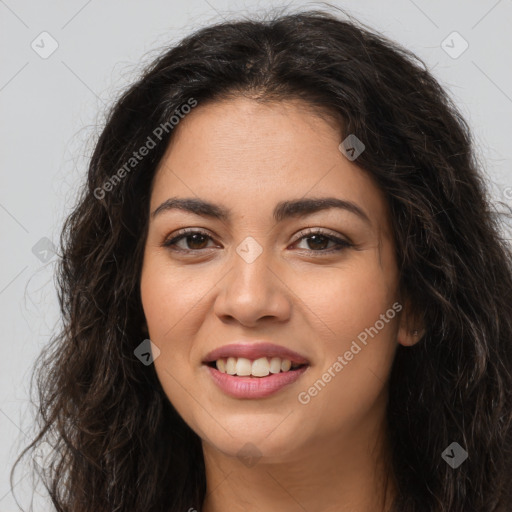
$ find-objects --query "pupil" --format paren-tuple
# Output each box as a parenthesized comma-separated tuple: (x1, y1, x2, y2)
(188, 234, 207, 249)
(308, 235, 328, 250)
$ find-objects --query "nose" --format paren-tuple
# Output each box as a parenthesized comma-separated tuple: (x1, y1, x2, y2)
(213, 243, 292, 327)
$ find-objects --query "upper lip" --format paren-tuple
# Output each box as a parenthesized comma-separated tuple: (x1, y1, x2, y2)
(202, 342, 310, 365)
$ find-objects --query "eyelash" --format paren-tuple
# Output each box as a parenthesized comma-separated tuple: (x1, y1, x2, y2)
(162, 228, 353, 255)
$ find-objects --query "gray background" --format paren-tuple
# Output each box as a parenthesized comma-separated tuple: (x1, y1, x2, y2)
(1, 0, 511, 509)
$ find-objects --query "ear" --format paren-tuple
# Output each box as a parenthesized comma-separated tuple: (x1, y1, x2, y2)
(397, 297, 425, 347)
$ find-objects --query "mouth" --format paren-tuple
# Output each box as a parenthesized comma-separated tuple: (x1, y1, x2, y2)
(203, 358, 310, 399)
(202, 341, 310, 373)
(201, 342, 311, 398)
(203, 357, 309, 377)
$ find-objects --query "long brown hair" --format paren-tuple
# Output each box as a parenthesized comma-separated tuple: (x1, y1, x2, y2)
(11, 6, 512, 511)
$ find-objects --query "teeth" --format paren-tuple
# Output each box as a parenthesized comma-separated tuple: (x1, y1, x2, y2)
(214, 356, 300, 377)
(269, 357, 281, 374)
(226, 357, 237, 375)
(281, 359, 291, 372)
(251, 357, 270, 377)
(235, 357, 252, 376)
(216, 358, 226, 373)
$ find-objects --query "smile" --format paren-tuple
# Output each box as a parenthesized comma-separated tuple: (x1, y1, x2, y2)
(204, 357, 309, 399)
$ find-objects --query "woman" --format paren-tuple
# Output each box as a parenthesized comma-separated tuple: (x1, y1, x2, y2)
(12, 6, 512, 512)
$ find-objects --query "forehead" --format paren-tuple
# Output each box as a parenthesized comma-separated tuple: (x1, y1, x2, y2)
(150, 97, 390, 231)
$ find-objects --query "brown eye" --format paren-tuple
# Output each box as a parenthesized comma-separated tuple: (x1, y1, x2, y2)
(302, 234, 331, 251)
(182, 233, 210, 250)
(292, 229, 353, 254)
(162, 230, 215, 251)
(162, 228, 352, 255)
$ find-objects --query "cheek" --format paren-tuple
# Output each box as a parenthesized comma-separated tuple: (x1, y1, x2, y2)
(292, 254, 399, 428)
(292, 252, 398, 344)
(140, 252, 211, 341)
(139, 255, 199, 381)
(140, 256, 204, 421)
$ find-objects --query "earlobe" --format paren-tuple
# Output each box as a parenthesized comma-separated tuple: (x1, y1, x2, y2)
(396, 297, 425, 346)
(398, 326, 425, 346)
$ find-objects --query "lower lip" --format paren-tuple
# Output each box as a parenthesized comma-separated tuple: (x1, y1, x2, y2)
(204, 364, 309, 399)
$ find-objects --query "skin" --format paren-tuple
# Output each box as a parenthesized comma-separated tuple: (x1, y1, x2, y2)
(140, 96, 422, 512)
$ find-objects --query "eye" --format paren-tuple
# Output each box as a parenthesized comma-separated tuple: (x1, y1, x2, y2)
(162, 229, 216, 252)
(290, 228, 353, 254)
(161, 227, 353, 254)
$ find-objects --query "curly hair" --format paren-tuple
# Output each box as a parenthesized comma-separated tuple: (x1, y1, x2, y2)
(11, 5, 512, 511)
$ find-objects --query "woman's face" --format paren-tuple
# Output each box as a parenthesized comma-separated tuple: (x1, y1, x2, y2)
(140, 97, 410, 462)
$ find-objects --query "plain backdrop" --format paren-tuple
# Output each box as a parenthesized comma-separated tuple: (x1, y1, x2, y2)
(1, 0, 511, 509)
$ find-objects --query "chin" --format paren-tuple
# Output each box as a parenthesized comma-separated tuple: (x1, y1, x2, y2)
(200, 422, 309, 464)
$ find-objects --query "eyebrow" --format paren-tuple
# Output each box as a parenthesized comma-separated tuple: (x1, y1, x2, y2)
(151, 196, 371, 225)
